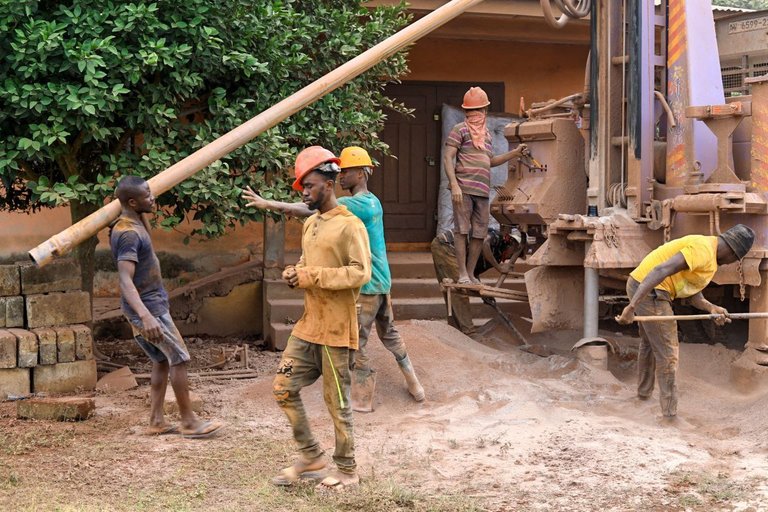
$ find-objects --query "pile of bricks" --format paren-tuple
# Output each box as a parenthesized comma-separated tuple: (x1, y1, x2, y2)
(0, 259, 97, 399)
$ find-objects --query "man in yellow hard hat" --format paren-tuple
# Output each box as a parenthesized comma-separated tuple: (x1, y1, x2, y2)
(444, 86, 528, 285)
(243, 146, 425, 413)
(260, 146, 371, 491)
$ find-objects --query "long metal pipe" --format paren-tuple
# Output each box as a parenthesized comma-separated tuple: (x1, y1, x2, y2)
(29, 0, 485, 267)
(635, 312, 768, 322)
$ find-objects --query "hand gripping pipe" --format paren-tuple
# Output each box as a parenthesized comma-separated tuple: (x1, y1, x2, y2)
(29, 0, 486, 267)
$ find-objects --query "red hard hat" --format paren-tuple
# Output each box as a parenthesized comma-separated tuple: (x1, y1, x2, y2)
(462, 87, 490, 109)
(292, 146, 341, 191)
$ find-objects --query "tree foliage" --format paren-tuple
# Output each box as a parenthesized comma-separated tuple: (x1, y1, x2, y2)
(0, 0, 410, 240)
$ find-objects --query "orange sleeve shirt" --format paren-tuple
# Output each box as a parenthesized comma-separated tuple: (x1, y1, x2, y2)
(291, 205, 372, 349)
(630, 235, 718, 300)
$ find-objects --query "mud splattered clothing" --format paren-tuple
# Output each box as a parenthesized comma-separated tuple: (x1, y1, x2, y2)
(338, 192, 390, 295)
(627, 278, 678, 416)
(630, 235, 718, 299)
(129, 312, 190, 366)
(273, 336, 355, 473)
(453, 194, 490, 239)
(628, 235, 720, 417)
(276, 204, 370, 475)
(430, 229, 514, 335)
(291, 205, 371, 350)
(109, 216, 169, 323)
(431, 235, 476, 335)
(354, 294, 408, 372)
(337, 191, 412, 375)
(445, 122, 493, 198)
(110, 216, 186, 365)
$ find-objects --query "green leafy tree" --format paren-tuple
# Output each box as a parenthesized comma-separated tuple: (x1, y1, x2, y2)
(0, 0, 409, 297)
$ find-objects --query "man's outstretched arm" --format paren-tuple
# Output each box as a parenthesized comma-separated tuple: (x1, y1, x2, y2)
(242, 186, 312, 217)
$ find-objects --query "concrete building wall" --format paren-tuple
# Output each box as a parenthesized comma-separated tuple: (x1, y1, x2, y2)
(405, 38, 589, 113)
(0, 207, 303, 271)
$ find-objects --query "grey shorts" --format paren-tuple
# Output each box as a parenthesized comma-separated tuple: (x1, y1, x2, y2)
(128, 312, 191, 366)
(453, 193, 489, 239)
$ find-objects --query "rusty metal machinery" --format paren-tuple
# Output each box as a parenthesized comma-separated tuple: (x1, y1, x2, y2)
(488, 0, 768, 386)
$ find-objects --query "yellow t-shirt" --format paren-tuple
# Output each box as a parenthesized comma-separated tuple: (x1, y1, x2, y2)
(630, 235, 718, 299)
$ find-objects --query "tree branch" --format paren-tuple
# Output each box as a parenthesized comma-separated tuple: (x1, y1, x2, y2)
(18, 160, 40, 181)
(112, 129, 133, 157)
(71, 130, 87, 157)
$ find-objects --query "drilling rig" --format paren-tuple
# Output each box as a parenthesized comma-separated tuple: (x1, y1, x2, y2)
(491, 0, 768, 388)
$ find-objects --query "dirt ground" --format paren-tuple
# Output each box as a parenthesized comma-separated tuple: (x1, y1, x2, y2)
(1, 319, 768, 511)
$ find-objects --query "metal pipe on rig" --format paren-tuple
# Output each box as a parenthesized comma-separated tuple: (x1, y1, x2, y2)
(29, 0, 486, 267)
(583, 245, 600, 339)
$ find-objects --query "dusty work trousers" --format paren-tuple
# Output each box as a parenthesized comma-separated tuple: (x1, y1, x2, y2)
(430, 237, 475, 335)
(273, 336, 356, 473)
(627, 278, 679, 417)
(354, 293, 409, 372)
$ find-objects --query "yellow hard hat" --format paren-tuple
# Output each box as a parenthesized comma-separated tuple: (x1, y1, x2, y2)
(339, 146, 373, 169)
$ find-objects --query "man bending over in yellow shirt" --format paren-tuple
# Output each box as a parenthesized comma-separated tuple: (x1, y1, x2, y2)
(616, 224, 755, 419)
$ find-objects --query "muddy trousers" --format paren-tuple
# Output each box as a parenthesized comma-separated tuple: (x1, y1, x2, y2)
(430, 237, 475, 335)
(354, 293, 409, 372)
(627, 278, 679, 417)
(273, 336, 355, 473)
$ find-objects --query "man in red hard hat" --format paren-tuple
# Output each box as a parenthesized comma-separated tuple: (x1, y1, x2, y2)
(265, 146, 371, 491)
(444, 86, 528, 284)
(243, 146, 425, 412)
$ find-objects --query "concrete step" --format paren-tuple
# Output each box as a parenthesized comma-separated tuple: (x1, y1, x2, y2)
(392, 297, 526, 320)
(267, 304, 531, 352)
(267, 321, 293, 351)
(387, 252, 436, 279)
(278, 252, 523, 283)
(388, 277, 526, 299)
(267, 298, 305, 324)
(267, 296, 527, 323)
(263, 278, 303, 301)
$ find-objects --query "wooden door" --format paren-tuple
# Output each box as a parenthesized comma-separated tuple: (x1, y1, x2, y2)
(373, 81, 504, 243)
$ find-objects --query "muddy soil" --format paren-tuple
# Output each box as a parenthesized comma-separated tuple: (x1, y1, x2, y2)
(1, 320, 767, 511)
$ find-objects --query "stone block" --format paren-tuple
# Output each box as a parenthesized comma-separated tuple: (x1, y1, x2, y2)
(26, 291, 91, 329)
(53, 326, 75, 363)
(32, 360, 97, 394)
(17, 396, 95, 421)
(0, 330, 16, 368)
(19, 259, 81, 295)
(71, 324, 94, 361)
(163, 388, 203, 414)
(96, 367, 138, 393)
(0, 296, 24, 328)
(0, 265, 20, 296)
(0, 368, 30, 399)
(8, 329, 38, 368)
(6, 296, 24, 328)
(32, 328, 57, 365)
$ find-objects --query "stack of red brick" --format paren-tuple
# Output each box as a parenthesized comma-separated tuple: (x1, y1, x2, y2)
(0, 260, 97, 398)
